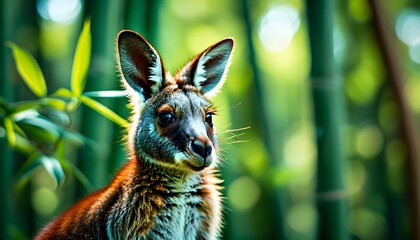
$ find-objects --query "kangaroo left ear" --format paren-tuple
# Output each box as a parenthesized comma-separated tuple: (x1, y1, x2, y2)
(180, 38, 234, 98)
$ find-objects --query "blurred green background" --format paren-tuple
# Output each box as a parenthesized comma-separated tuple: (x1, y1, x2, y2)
(2, 0, 420, 239)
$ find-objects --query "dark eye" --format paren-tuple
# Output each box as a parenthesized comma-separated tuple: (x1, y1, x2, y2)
(158, 113, 176, 126)
(205, 113, 214, 127)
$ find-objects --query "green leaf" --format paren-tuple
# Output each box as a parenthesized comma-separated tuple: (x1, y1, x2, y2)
(0, 97, 11, 114)
(66, 98, 81, 112)
(7, 42, 47, 97)
(4, 117, 16, 146)
(59, 158, 93, 191)
(10, 100, 42, 114)
(13, 134, 36, 153)
(71, 20, 91, 96)
(39, 155, 65, 187)
(62, 130, 86, 146)
(42, 98, 68, 111)
(51, 88, 74, 98)
(15, 152, 42, 191)
(17, 117, 61, 143)
(80, 95, 128, 127)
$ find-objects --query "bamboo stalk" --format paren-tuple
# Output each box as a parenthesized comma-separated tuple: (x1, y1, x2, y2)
(0, 7, 13, 238)
(124, 0, 147, 34)
(306, 0, 348, 239)
(76, 0, 124, 197)
(0, 0, 13, 237)
(240, 0, 287, 238)
(368, 0, 420, 238)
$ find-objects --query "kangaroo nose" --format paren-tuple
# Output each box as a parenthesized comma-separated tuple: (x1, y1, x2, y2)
(191, 139, 212, 160)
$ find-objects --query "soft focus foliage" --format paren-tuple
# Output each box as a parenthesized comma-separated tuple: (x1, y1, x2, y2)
(2, 0, 420, 239)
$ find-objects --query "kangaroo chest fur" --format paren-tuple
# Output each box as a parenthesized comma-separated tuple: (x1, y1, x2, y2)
(36, 30, 233, 239)
(37, 159, 222, 239)
(105, 161, 222, 239)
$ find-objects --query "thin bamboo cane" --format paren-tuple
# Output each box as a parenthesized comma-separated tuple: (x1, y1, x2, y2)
(240, 0, 287, 238)
(306, 0, 348, 239)
(76, 0, 124, 197)
(368, 0, 420, 238)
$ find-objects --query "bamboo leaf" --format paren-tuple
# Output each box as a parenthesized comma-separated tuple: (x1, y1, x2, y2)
(16, 154, 66, 188)
(42, 98, 68, 111)
(13, 134, 36, 153)
(71, 20, 91, 96)
(59, 158, 93, 191)
(7, 42, 47, 97)
(51, 88, 74, 98)
(4, 117, 16, 146)
(39, 155, 65, 187)
(10, 100, 42, 114)
(79, 95, 128, 127)
(17, 117, 61, 143)
(62, 130, 86, 146)
(15, 152, 42, 192)
(0, 97, 11, 114)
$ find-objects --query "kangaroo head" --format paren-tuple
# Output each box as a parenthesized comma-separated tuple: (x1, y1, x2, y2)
(117, 30, 234, 172)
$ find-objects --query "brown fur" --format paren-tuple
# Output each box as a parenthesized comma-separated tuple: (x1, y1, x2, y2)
(36, 30, 233, 239)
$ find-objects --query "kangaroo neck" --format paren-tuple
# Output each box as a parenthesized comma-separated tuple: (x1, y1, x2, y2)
(133, 154, 204, 193)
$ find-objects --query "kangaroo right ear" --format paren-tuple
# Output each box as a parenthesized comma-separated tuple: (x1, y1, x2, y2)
(117, 30, 164, 101)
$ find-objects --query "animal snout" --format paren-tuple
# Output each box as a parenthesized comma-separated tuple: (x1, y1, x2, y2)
(190, 138, 212, 160)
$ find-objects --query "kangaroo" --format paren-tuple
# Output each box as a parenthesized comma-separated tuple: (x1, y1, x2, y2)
(35, 30, 234, 240)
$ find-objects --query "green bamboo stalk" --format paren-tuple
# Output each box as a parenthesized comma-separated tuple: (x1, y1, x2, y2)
(306, 0, 348, 239)
(107, 0, 152, 173)
(76, 0, 124, 197)
(108, 0, 162, 174)
(240, 0, 287, 238)
(124, 0, 147, 34)
(0, 0, 13, 238)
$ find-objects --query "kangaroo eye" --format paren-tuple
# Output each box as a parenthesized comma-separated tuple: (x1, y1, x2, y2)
(205, 113, 214, 127)
(158, 113, 176, 126)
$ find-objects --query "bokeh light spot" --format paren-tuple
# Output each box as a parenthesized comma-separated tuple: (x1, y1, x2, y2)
(347, 159, 366, 195)
(408, 44, 420, 64)
(350, 209, 386, 239)
(37, 0, 81, 23)
(396, 9, 420, 46)
(396, 9, 420, 64)
(170, 0, 208, 19)
(32, 187, 58, 215)
(345, 68, 378, 105)
(405, 77, 420, 112)
(228, 176, 261, 212)
(283, 124, 315, 169)
(347, 0, 371, 22)
(258, 5, 300, 52)
(355, 125, 383, 158)
(186, 25, 221, 54)
(286, 203, 316, 233)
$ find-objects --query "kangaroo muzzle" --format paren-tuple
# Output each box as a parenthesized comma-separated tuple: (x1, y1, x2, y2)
(189, 136, 213, 168)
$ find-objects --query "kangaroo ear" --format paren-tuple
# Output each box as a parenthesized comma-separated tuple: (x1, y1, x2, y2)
(117, 30, 164, 101)
(181, 38, 234, 98)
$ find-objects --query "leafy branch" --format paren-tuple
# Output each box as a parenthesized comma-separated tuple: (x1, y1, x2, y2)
(1, 20, 127, 190)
